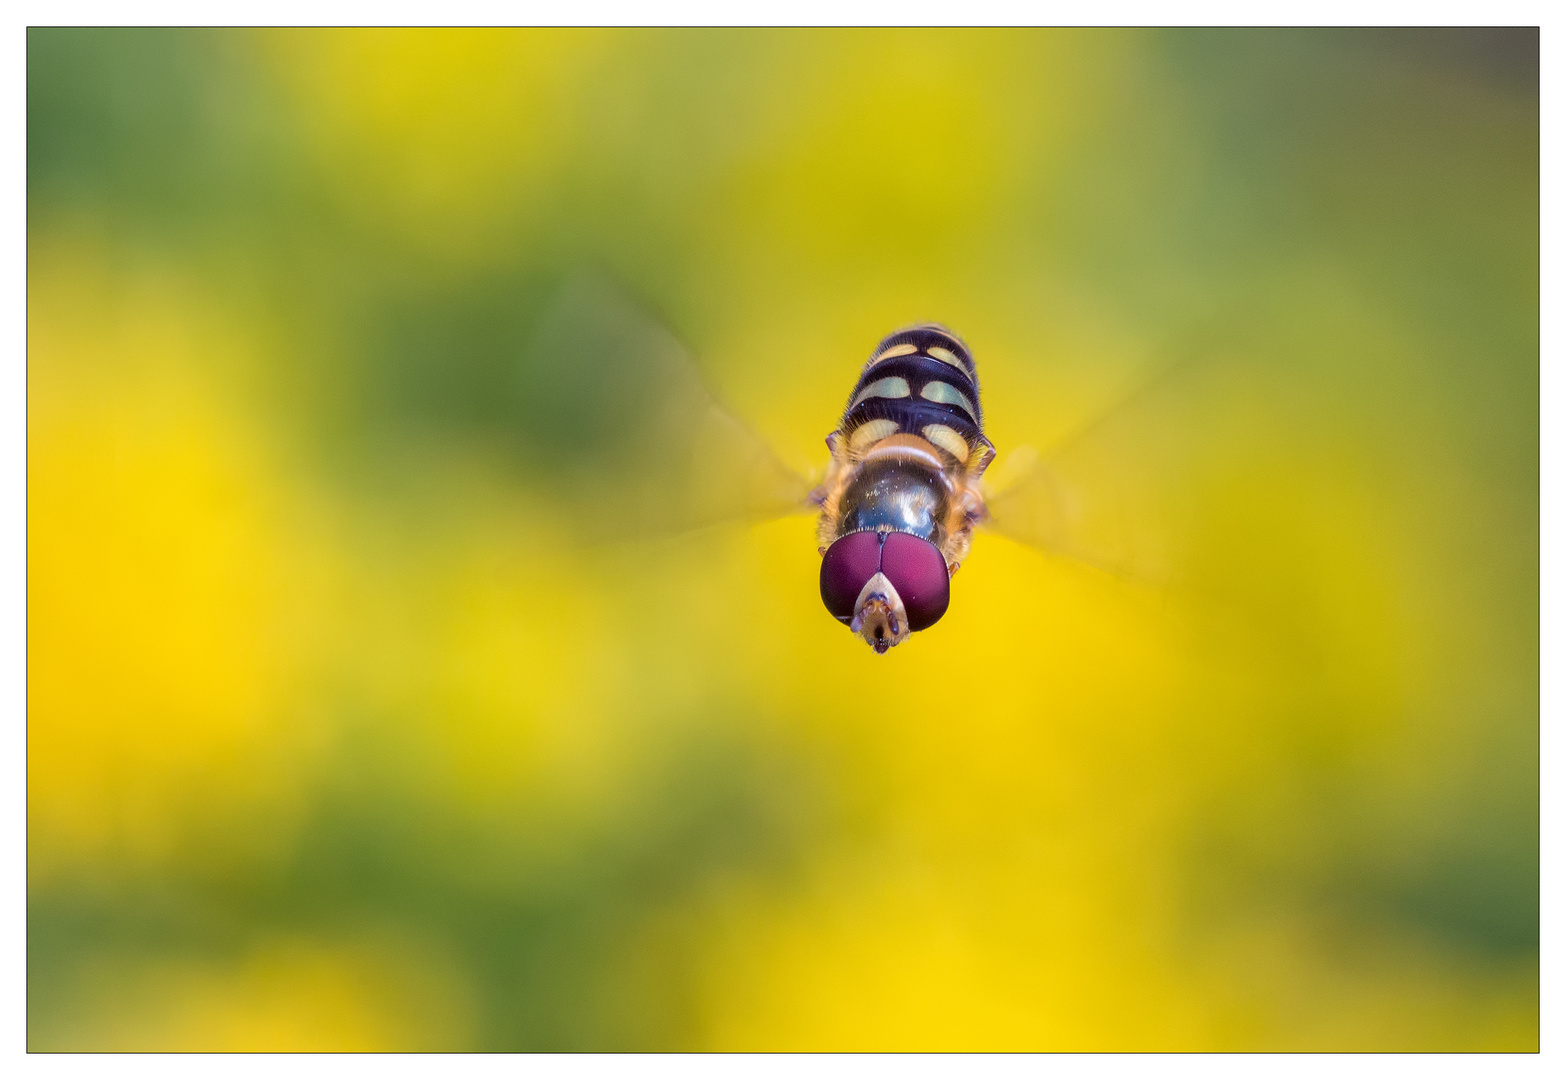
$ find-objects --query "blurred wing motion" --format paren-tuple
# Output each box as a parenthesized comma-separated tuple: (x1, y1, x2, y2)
(984, 353, 1270, 586)
(518, 272, 813, 540)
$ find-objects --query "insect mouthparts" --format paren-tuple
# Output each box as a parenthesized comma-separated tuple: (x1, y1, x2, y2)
(848, 572, 911, 653)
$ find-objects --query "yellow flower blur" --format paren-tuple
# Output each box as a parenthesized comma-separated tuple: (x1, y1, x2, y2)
(27, 28, 1537, 1050)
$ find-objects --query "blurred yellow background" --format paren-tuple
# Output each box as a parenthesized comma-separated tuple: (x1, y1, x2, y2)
(27, 28, 1537, 1050)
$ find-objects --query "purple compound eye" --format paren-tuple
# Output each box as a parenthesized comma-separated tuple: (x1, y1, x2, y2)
(879, 531, 950, 631)
(820, 530, 883, 621)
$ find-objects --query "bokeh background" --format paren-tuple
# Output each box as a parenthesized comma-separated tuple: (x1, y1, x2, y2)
(27, 28, 1538, 1050)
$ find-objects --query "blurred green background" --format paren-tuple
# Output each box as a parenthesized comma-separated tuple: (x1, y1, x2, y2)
(26, 28, 1537, 1050)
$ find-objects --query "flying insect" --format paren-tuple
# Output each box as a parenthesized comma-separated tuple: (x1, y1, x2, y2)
(812, 324, 993, 652)
(508, 273, 1195, 654)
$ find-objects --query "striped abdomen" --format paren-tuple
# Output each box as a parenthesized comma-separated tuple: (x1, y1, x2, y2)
(816, 324, 995, 580)
(839, 324, 990, 467)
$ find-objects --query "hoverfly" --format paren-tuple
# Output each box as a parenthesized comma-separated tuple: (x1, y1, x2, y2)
(514, 273, 1177, 653)
(813, 324, 993, 652)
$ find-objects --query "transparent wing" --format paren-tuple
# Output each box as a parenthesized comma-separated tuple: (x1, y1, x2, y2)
(983, 351, 1280, 586)
(514, 271, 814, 541)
